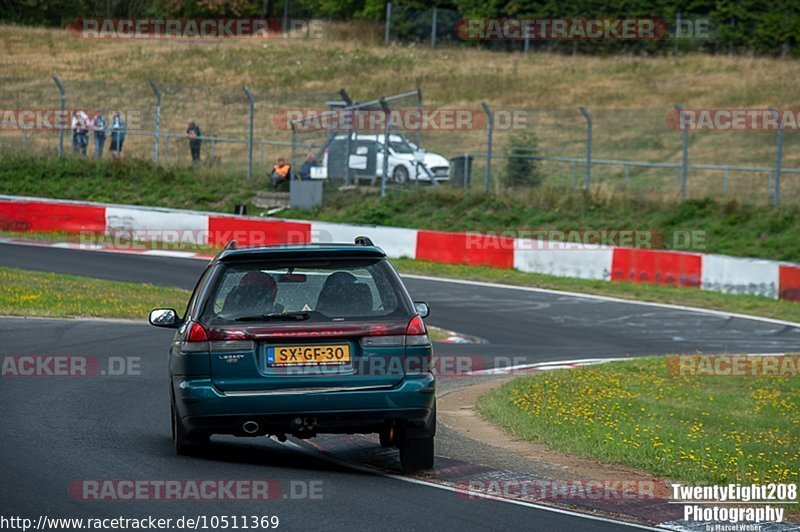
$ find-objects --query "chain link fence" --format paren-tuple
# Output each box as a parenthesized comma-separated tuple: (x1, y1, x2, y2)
(1, 76, 798, 206)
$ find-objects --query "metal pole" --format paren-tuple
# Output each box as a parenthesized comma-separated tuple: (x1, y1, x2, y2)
(149, 81, 161, 163)
(384, 2, 392, 45)
(290, 125, 297, 181)
(430, 8, 437, 49)
(415, 87, 422, 152)
(481, 102, 493, 193)
(380, 98, 392, 197)
(345, 128, 353, 186)
(523, 21, 530, 54)
(579, 106, 592, 191)
(675, 104, 688, 201)
(243, 85, 255, 179)
(282, 0, 289, 34)
(53, 76, 66, 158)
(772, 107, 783, 207)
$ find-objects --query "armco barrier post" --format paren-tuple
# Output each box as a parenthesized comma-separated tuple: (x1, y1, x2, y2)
(243, 85, 255, 180)
(579, 106, 591, 192)
(772, 107, 782, 207)
(481, 102, 493, 193)
(53, 76, 66, 158)
(149, 80, 161, 163)
(675, 104, 688, 201)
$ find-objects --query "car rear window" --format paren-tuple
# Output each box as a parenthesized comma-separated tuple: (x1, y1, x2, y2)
(201, 258, 411, 324)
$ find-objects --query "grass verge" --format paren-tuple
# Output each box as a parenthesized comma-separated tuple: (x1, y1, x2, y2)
(476, 356, 800, 486)
(0, 267, 190, 319)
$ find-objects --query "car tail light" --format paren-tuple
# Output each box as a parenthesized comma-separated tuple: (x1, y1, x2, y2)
(180, 322, 210, 352)
(181, 323, 255, 353)
(405, 315, 430, 346)
(359, 316, 430, 348)
(188, 322, 208, 342)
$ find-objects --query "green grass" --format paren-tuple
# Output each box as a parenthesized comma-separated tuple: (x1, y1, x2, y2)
(477, 356, 800, 485)
(2, 154, 800, 263)
(0, 266, 190, 319)
(393, 258, 800, 323)
(289, 188, 800, 263)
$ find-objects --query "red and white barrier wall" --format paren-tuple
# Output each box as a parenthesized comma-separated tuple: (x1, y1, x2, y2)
(0, 195, 794, 302)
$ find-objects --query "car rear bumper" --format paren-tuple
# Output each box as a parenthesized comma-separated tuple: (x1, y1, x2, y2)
(173, 373, 436, 438)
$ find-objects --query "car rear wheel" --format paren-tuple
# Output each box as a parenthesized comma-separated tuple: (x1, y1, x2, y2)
(392, 165, 409, 184)
(172, 403, 210, 455)
(399, 435, 434, 472)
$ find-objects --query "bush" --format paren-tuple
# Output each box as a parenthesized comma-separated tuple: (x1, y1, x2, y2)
(504, 132, 542, 189)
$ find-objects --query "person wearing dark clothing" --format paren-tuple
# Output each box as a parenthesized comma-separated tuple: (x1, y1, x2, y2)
(92, 111, 107, 159)
(298, 154, 318, 181)
(186, 120, 202, 163)
(109, 112, 126, 160)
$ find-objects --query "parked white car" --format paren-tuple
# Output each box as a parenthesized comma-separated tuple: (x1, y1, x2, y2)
(320, 134, 450, 183)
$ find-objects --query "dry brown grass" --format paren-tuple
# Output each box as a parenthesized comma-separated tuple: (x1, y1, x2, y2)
(1, 22, 799, 201)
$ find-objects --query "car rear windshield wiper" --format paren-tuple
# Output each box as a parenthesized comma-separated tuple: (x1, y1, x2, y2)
(234, 312, 311, 322)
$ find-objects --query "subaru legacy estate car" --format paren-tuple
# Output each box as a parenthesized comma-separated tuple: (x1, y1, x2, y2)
(149, 237, 436, 472)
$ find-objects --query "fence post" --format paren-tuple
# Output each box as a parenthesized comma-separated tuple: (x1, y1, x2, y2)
(772, 107, 782, 207)
(53, 76, 66, 158)
(384, 2, 392, 45)
(149, 81, 161, 163)
(579, 106, 592, 192)
(380, 98, 392, 197)
(431, 8, 437, 48)
(243, 85, 255, 180)
(282, 0, 289, 34)
(481, 102, 493, 193)
(290, 124, 297, 181)
(675, 104, 688, 201)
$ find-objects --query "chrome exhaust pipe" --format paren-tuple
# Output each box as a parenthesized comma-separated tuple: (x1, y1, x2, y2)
(242, 420, 260, 434)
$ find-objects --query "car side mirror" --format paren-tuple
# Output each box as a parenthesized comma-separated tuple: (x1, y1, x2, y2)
(414, 302, 430, 319)
(149, 308, 180, 328)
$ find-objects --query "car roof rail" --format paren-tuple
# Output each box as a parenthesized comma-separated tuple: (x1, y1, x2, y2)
(354, 236, 374, 246)
(224, 240, 238, 250)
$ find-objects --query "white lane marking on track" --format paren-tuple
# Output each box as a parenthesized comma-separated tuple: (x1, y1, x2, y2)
(401, 273, 800, 329)
(282, 440, 667, 531)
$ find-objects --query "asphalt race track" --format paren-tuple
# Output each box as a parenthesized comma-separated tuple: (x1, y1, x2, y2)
(1, 242, 798, 531)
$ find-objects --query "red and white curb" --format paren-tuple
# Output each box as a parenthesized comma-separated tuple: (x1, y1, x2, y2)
(2, 195, 800, 301)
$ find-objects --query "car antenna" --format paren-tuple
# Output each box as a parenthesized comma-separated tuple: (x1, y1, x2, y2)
(224, 240, 238, 250)
(354, 236, 374, 246)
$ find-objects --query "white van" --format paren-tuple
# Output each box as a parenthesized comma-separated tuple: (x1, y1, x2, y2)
(320, 134, 449, 183)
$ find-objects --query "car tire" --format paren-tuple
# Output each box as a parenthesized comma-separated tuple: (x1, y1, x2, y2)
(399, 435, 434, 472)
(379, 427, 396, 448)
(172, 403, 210, 456)
(392, 166, 409, 184)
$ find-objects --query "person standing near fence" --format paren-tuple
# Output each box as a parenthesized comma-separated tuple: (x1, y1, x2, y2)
(186, 120, 202, 164)
(92, 111, 107, 159)
(71, 110, 89, 155)
(109, 111, 126, 160)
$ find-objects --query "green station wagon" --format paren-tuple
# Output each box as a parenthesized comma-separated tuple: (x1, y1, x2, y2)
(149, 237, 436, 472)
